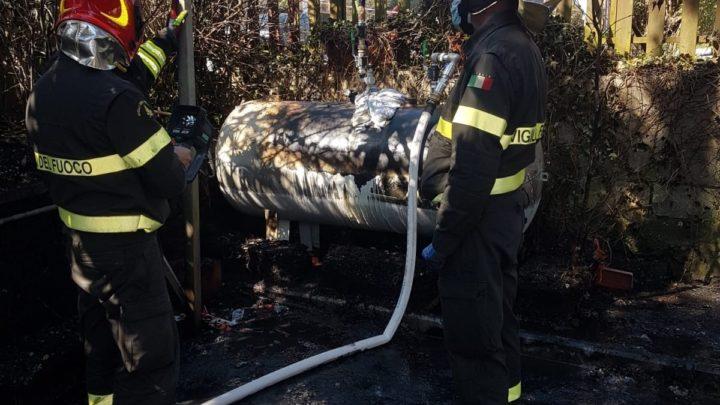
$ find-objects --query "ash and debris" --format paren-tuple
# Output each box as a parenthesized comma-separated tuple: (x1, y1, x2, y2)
(0, 135, 38, 193)
(2, 210, 719, 403)
(173, 239, 719, 404)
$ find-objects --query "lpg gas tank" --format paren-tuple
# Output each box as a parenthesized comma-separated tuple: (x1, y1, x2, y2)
(215, 101, 544, 236)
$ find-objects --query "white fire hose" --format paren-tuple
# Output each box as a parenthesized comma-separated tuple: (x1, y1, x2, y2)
(203, 53, 459, 404)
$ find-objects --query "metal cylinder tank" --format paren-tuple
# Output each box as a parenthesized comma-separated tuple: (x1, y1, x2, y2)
(215, 101, 544, 235)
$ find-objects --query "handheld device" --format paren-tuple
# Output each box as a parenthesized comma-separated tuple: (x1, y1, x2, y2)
(167, 104, 213, 183)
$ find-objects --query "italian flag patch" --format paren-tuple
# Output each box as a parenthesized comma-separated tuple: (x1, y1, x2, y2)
(469, 74, 494, 91)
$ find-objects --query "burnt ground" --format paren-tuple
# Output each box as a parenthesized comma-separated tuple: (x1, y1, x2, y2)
(0, 133, 38, 194)
(1, 181, 719, 404)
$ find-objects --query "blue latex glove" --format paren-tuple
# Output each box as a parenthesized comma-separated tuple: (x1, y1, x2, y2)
(422, 244, 437, 261)
(421, 243, 445, 272)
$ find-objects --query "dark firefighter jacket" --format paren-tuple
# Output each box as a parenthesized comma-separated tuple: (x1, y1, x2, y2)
(420, 10, 548, 258)
(26, 34, 185, 234)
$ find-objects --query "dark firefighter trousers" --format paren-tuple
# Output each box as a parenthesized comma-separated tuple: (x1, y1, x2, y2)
(439, 190, 524, 404)
(68, 229, 179, 404)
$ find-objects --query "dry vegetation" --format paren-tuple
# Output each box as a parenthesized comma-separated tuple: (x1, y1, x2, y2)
(1, 1, 717, 281)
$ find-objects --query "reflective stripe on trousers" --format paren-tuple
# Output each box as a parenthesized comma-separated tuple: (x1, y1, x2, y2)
(88, 393, 113, 405)
(508, 382, 522, 402)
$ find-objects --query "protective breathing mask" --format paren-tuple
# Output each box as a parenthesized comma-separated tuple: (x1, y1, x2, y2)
(58, 20, 129, 71)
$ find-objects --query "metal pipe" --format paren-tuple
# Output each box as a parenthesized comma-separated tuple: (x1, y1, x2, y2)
(203, 55, 460, 405)
(354, 0, 375, 88)
(0, 205, 57, 226)
(429, 53, 461, 103)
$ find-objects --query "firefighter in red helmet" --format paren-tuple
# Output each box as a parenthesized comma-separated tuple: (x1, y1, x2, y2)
(26, 1, 191, 403)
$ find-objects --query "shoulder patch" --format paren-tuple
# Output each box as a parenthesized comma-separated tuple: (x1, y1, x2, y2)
(468, 74, 494, 91)
(137, 100, 154, 119)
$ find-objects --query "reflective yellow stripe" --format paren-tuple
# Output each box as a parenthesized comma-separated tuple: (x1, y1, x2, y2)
(499, 123, 544, 150)
(453, 105, 507, 137)
(123, 128, 172, 168)
(436, 117, 453, 139)
(59, 207, 162, 233)
(510, 123, 544, 146)
(508, 382, 522, 402)
(140, 40, 166, 66)
(88, 393, 113, 405)
(35, 152, 127, 177)
(491, 169, 526, 195)
(34, 129, 170, 177)
(137, 48, 160, 78)
(500, 134, 514, 150)
(431, 168, 526, 202)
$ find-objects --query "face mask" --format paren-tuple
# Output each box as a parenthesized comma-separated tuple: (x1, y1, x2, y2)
(451, 0, 463, 30)
(451, 0, 477, 35)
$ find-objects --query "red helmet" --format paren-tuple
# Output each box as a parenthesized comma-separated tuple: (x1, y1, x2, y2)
(57, 0, 144, 60)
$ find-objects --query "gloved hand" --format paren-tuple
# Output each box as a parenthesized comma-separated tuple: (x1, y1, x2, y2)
(421, 243, 445, 271)
(167, 9, 188, 38)
(173, 145, 194, 169)
(158, 2, 188, 49)
(421, 244, 436, 261)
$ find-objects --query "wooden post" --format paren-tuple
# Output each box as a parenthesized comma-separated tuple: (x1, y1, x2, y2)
(367, 0, 376, 20)
(715, 0, 720, 32)
(646, 0, 666, 56)
(376, 0, 386, 20)
(268, 0, 280, 48)
(584, 0, 600, 45)
(346, 0, 355, 22)
(679, 0, 700, 55)
(609, 0, 633, 54)
(330, 0, 341, 20)
(557, 0, 572, 21)
(288, 0, 300, 43)
(308, 0, 318, 25)
(319, 0, 331, 22)
(178, 0, 202, 328)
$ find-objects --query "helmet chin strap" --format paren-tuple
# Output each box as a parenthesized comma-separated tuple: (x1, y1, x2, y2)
(470, 1, 499, 17)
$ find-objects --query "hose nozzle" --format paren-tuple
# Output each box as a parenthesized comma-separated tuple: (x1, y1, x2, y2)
(431, 52, 460, 64)
(428, 52, 461, 103)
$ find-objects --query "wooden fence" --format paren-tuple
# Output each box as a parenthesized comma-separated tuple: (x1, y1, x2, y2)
(295, 0, 410, 24)
(586, 0, 720, 56)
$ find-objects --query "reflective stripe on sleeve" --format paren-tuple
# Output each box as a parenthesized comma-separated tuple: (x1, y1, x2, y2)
(122, 128, 172, 168)
(510, 123, 544, 146)
(452, 105, 507, 137)
(436, 117, 453, 139)
(34, 128, 170, 177)
(140, 40, 166, 66)
(508, 382, 522, 402)
(491, 168, 526, 195)
(35, 152, 127, 176)
(58, 207, 163, 233)
(137, 48, 161, 78)
(500, 123, 544, 150)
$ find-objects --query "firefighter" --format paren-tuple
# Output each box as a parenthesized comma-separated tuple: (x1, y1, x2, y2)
(420, 0, 547, 403)
(26, 1, 191, 403)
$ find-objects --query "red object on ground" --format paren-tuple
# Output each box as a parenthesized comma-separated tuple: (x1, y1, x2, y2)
(594, 263, 634, 291)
